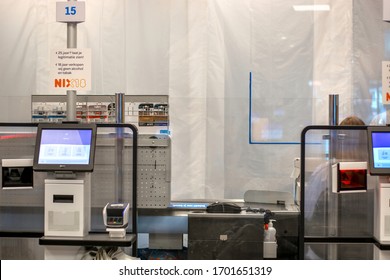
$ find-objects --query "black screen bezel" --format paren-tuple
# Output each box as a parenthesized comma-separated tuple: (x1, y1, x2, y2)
(367, 126, 390, 175)
(33, 123, 97, 172)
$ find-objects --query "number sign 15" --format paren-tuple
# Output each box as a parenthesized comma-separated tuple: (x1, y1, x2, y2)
(56, 1, 85, 23)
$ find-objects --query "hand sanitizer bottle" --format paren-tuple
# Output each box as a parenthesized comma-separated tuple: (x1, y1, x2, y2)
(263, 219, 277, 258)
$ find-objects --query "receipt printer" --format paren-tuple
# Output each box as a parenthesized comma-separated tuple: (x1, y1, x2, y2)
(103, 203, 130, 237)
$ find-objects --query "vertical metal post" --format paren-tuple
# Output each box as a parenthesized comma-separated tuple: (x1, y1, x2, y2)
(115, 93, 125, 123)
(66, 0, 77, 122)
(115, 93, 125, 202)
(328, 93, 339, 163)
(328, 93, 339, 259)
(328, 94, 339, 163)
(329, 94, 339, 126)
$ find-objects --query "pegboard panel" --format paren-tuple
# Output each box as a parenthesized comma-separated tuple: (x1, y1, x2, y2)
(90, 133, 170, 209)
(137, 134, 171, 208)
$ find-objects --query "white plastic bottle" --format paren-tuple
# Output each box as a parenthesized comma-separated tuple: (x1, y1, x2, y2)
(263, 219, 277, 258)
(267, 219, 276, 241)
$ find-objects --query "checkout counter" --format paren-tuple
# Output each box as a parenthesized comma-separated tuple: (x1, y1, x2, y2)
(137, 191, 300, 260)
(3, 123, 388, 260)
(187, 202, 299, 260)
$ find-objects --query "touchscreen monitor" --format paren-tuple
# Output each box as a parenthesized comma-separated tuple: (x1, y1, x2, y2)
(367, 126, 390, 175)
(33, 123, 97, 172)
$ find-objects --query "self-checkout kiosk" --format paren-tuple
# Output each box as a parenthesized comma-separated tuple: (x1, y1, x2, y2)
(367, 126, 390, 259)
(33, 123, 96, 259)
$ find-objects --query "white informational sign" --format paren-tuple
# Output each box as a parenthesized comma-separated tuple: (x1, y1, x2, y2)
(384, 0, 390, 21)
(50, 48, 91, 91)
(382, 61, 390, 104)
(56, 1, 85, 23)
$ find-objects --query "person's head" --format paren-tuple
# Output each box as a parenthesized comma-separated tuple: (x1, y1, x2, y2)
(336, 116, 366, 161)
(339, 115, 365, 126)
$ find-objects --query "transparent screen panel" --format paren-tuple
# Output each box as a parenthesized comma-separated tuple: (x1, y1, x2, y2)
(91, 126, 135, 232)
(303, 127, 373, 239)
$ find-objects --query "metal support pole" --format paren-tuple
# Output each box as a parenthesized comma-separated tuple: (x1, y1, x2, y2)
(329, 94, 339, 126)
(328, 93, 339, 259)
(115, 93, 125, 202)
(66, 0, 77, 122)
(328, 94, 339, 162)
(115, 93, 125, 124)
